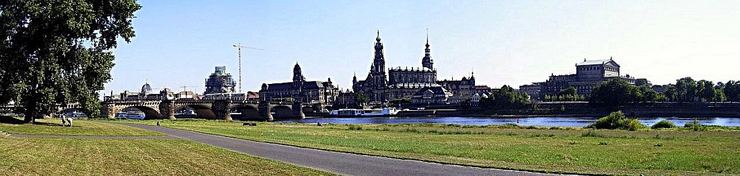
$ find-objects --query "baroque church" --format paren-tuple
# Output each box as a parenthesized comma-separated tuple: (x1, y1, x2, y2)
(352, 31, 480, 105)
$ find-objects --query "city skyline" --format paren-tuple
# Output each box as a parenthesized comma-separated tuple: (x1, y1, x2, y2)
(106, 0, 740, 94)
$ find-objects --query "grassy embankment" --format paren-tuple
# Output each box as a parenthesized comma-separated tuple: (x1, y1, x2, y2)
(124, 119, 740, 175)
(0, 118, 333, 176)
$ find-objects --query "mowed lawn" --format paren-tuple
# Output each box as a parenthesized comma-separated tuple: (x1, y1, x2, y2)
(0, 118, 161, 136)
(126, 120, 740, 175)
(0, 119, 333, 176)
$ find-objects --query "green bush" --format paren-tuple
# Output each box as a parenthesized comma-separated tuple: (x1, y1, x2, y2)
(586, 111, 646, 131)
(348, 125, 362, 130)
(684, 119, 706, 131)
(624, 119, 646, 131)
(651, 120, 677, 129)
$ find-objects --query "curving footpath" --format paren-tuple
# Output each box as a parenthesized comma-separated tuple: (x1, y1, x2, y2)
(126, 124, 560, 176)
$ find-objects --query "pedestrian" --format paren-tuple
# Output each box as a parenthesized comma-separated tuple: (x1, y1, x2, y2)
(60, 113, 67, 127)
(156, 121, 160, 126)
(66, 116, 73, 127)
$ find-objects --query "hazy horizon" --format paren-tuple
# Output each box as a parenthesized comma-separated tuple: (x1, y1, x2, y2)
(106, 0, 740, 94)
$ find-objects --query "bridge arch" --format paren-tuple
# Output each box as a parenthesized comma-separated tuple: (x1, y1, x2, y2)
(271, 105, 294, 119)
(121, 106, 161, 119)
(231, 104, 260, 120)
(174, 104, 216, 119)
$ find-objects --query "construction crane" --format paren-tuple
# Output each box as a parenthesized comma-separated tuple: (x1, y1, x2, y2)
(232, 43, 263, 93)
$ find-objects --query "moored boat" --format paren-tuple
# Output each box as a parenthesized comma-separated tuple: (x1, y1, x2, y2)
(329, 108, 399, 117)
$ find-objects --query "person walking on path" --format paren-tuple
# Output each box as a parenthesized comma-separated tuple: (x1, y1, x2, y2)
(66, 115, 73, 127)
(60, 113, 68, 127)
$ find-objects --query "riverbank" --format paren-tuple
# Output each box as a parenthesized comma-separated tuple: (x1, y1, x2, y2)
(293, 116, 740, 127)
(379, 102, 740, 118)
(122, 119, 740, 175)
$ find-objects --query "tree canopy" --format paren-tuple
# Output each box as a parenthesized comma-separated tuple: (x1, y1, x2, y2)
(480, 85, 530, 109)
(0, 0, 141, 122)
(662, 77, 733, 102)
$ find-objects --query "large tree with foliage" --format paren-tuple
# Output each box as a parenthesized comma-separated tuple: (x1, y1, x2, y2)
(0, 0, 141, 122)
(480, 85, 530, 109)
(674, 77, 697, 102)
(590, 79, 640, 107)
(723, 81, 740, 102)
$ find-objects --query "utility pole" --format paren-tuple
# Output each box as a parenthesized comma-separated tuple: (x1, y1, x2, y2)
(233, 43, 263, 93)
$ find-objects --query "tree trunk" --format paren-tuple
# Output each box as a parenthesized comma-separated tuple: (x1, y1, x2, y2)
(23, 111, 35, 123)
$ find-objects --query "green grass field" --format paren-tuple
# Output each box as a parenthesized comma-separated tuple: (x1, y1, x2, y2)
(0, 118, 161, 136)
(123, 120, 740, 175)
(0, 119, 333, 176)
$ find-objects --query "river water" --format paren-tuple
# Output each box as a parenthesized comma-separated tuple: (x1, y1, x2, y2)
(282, 116, 740, 127)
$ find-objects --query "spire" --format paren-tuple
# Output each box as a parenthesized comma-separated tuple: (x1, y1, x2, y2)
(425, 28, 430, 48)
(376, 30, 381, 42)
(422, 29, 433, 70)
(352, 72, 358, 85)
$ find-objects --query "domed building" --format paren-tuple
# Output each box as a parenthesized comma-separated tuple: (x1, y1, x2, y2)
(140, 82, 152, 96)
(204, 66, 236, 95)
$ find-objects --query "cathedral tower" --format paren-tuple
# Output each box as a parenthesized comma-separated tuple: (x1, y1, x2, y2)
(370, 30, 387, 88)
(293, 62, 305, 83)
(422, 32, 434, 70)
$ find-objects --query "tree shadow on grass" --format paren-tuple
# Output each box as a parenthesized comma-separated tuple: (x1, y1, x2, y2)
(33, 120, 63, 127)
(0, 116, 25, 124)
(0, 116, 62, 126)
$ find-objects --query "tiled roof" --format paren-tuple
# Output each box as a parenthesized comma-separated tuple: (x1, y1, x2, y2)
(265, 81, 324, 90)
(577, 59, 610, 66)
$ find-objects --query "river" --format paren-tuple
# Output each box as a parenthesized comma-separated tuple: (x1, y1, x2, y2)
(281, 116, 740, 127)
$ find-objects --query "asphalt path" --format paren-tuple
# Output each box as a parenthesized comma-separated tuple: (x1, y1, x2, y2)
(127, 123, 560, 176)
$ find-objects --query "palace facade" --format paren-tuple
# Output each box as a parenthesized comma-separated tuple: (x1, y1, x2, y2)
(520, 58, 649, 101)
(259, 63, 338, 107)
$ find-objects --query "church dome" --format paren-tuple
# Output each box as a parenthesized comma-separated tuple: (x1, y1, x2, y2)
(140, 83, 152, 95)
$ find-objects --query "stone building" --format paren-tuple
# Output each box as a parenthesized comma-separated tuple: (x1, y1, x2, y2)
(334, 89, 358, 108)
(437, 74, 476, 104)
(352, 31, 486, 106)
(259, 63, 338, 108)
(204, 66, 236, 95)
(519, 83, 542, 101)
(411, 87, 453, 105)
(520, 58, 647, 100)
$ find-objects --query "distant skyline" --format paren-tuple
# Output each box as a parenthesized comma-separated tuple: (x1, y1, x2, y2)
(106, 0, 740, 95)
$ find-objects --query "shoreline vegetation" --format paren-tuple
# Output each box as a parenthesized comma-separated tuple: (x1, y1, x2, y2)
(118, 115, 739, 175)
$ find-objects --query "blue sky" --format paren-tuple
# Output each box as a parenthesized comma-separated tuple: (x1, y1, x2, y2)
(107, 0, 740, 95)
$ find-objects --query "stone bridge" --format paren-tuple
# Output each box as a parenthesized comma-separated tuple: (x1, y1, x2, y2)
(100, 99, 305, 121)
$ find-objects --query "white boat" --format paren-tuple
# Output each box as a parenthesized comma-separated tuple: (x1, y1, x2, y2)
(175, 109, 196, 117)
(126, 111, 146, 119)
(115, 112, 128, 119)
(329, 108, 399, 117)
